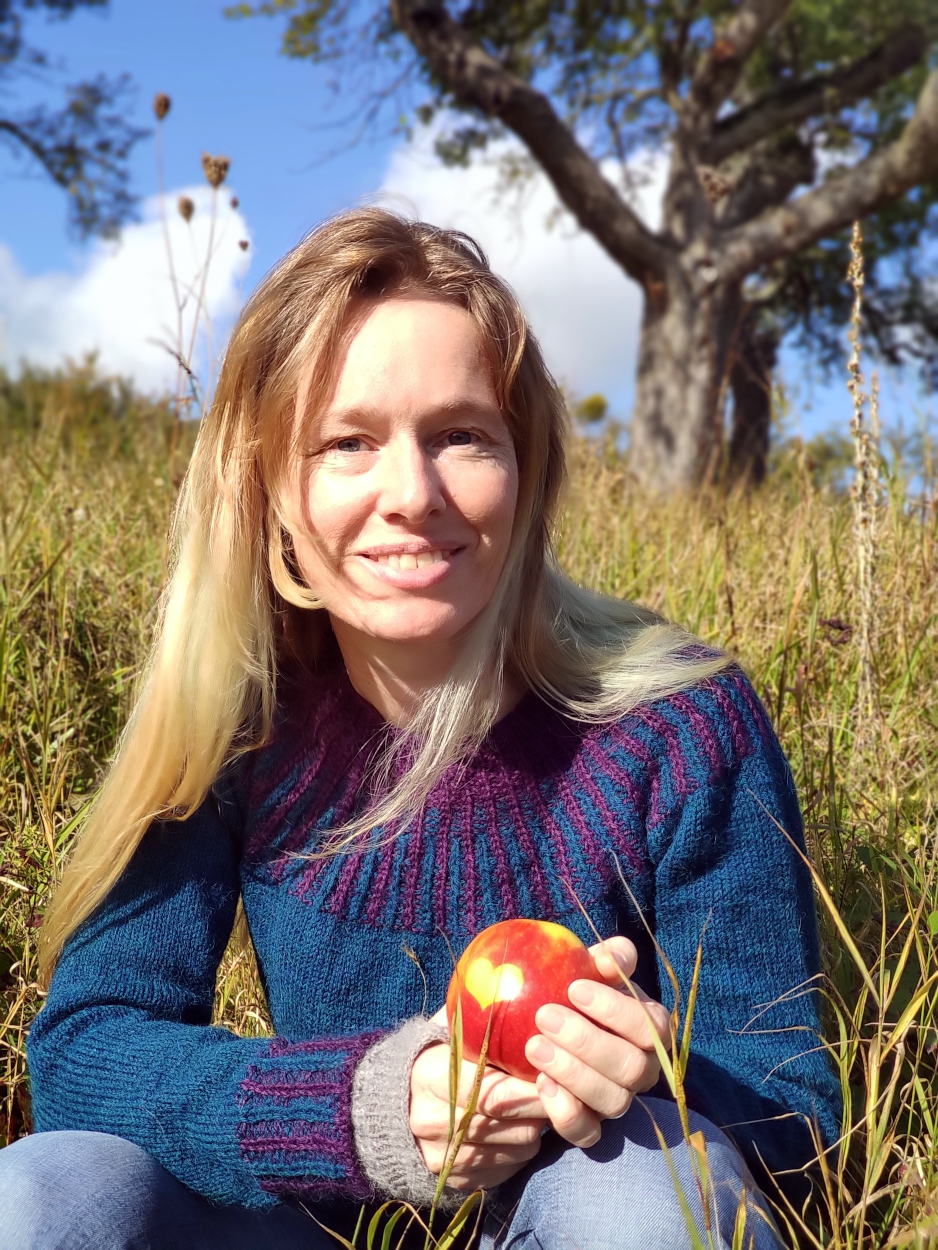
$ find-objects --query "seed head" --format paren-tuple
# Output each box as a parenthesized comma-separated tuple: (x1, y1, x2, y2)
(177, 196, 195, 223)
(238, 239, 249, 252)
(201, 153, 231, 189)
(230, 196, 240, 209)
(153, 93, 171, 122)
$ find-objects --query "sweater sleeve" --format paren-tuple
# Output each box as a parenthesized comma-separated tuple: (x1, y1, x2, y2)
(644, 679, 842, 1204)
(27, 800, 383, 1209)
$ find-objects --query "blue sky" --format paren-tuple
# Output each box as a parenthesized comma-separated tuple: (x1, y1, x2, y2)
(1, 0, 928, 441)
(1, 0, 393, 283)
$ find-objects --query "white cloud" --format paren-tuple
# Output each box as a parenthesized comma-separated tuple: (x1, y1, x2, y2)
(0, 187, 251, 394)
(376, 132, 666, 414)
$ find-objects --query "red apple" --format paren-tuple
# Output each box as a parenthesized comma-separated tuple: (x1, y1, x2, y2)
(446, 919, 605, 1081)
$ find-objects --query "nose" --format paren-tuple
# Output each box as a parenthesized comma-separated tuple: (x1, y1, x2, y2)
(376, 435, 445, 525)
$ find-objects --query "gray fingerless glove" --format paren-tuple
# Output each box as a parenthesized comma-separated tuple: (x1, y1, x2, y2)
(351, 1015, 455, 1208)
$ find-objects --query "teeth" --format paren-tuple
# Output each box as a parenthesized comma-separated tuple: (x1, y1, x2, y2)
(371, 550, 448, 568)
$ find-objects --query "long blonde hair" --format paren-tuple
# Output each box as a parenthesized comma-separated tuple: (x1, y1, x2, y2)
(39, 208, 728, 981)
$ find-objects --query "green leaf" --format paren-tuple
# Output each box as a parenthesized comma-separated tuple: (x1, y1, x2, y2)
(435, 1192, 483, 1250)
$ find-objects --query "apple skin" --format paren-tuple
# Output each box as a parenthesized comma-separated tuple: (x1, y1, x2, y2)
(446, 919, 605, 1081)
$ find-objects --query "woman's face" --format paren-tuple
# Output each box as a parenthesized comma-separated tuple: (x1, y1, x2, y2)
(290, 298, 519, 650)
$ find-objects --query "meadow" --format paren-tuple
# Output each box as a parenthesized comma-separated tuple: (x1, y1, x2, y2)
(0, 359, 935, 1247)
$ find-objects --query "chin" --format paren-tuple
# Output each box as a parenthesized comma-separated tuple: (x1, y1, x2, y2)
(362, 605, 465, 644)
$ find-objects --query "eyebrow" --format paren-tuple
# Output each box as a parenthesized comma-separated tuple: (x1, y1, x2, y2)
(320, 398, 503, 425)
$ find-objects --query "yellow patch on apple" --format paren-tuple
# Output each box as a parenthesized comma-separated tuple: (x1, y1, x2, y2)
(464, 957, 525, 1010)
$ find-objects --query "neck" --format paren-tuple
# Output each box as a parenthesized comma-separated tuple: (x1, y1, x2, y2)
(329, 618, 523, 726)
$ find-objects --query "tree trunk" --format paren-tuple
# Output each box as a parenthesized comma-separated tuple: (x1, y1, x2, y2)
(631, 271, 739, 491)
(728, 313, 778, 485)
(387, 2, 938, 494)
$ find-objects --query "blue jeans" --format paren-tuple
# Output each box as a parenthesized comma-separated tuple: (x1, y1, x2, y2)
(0, 1098, 782, 1249)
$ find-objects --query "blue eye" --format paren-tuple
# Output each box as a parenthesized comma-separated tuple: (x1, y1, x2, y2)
(335, 438, 362, 452)
(447, 430, 473, 446)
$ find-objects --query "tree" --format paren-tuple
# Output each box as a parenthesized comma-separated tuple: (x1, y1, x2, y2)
(235, 0, 938, 491)
(1, 0, 146, 237)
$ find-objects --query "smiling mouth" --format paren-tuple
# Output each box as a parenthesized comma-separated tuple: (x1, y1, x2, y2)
(365, 549, 455, 571)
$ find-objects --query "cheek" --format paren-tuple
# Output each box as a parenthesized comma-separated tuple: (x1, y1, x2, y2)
(451, 461, 519, 549)
(301, 475, 362, 555)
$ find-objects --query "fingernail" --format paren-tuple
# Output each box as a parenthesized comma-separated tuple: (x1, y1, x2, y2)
(568, 981, 595, 1007)
(537, 1005, 565, 1034)
(529, 1037, 555, 1064)
(538, 1075, 559, 1098)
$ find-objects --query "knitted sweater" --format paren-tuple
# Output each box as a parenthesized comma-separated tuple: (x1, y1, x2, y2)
(28, 665, 841, 1212)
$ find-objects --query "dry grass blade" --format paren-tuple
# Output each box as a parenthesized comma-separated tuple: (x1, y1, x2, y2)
(751, 793, 881, 1008)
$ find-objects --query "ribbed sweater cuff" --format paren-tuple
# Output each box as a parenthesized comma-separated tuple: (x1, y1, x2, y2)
(236, 1033, 383, 1202)
(351, 1016, 455, 1208)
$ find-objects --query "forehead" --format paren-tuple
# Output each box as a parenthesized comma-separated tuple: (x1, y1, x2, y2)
(326, 298, 496, 413)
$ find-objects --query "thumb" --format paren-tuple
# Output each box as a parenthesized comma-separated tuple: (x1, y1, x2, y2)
(589, 935, 638, 986)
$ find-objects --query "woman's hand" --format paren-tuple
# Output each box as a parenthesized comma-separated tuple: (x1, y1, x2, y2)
(410, 1027, 548, 1192)
(525, 935, 671, 1149)
(410, 935, 670, 1187)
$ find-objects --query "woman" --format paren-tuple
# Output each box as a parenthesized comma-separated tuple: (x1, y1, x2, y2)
(0, 210, 839, 1249)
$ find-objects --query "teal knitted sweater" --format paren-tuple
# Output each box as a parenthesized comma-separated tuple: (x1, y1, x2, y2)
(28, 665, 840, 1210)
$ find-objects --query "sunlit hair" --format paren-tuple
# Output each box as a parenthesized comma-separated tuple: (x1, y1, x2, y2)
(39, 208, 729, 980)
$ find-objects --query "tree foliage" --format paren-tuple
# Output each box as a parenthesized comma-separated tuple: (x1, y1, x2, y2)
(237, 0, 938, 385)
(0, 0, 147, 237)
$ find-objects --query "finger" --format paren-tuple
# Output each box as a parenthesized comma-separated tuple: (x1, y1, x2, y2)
(418, 1114, 543, 1150)
(445, 1163, 532, 1194)
(411, 1100, 545, 1146)
(525, 1023, 650, 1118)
(535, 1072, 603, 1149)
(568, 979, 672, 1052)
(473, 1070, 546, 1121)
(421, 1053, 538, 1112)
(459, 1114, 546, 1146)
(430, 1004, 448, 1027)
(539, 999, 664, 1092)
(588, 936, 637, 986)
(412, 1076, 545, 1143)
(421, 1137, 543, 1185)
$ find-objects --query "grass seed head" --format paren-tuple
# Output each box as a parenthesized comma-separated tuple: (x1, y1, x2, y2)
(177, 196, 195, 223)
(153, 93, 171, 122)
(201, 153, 231, 189)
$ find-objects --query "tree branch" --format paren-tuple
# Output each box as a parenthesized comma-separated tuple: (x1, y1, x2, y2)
(717, 134, 815, 228)
(701, 22, 927, 165)
(718, 68, 938, 282)
(0, 117, 58, 179)
(389, 0, 669, 284)
(686, 0, 794, 127)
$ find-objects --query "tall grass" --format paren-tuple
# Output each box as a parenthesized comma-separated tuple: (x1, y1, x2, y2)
(0, 361, 936, 1246)
(0, 362, 196, 1136)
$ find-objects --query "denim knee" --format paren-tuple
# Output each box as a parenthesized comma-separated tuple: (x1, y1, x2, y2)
(0, 1131, 362, 1250)
(483, 1096, 783, 1250)
(0, 1130, 168, 1249)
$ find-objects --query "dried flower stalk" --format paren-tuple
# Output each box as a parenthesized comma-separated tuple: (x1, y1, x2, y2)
(153, 93, 171, 122)
(846, 221, 879, 725)
(177, 196, 195, 224)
